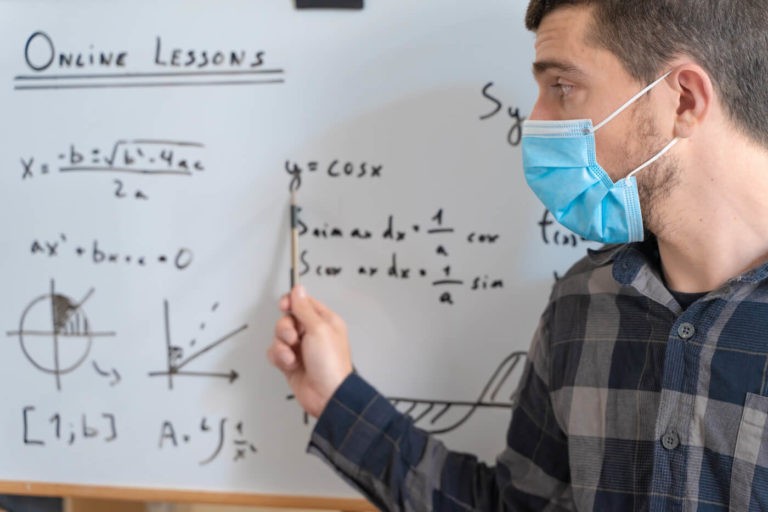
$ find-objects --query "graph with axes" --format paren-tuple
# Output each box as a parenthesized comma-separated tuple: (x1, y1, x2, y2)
(388, 351, 527, 434)
(288, 351, 527, 434)
(148, 300, 248, 390)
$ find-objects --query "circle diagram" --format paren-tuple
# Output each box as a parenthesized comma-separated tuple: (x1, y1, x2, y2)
(7, 281, 115, 390)
(19, 292, 94, 378)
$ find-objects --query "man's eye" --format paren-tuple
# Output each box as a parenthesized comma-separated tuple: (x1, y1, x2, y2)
(551, 83, 574, 97)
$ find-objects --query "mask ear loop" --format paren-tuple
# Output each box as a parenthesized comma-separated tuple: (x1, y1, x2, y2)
(590, 71, 673, 133)
(626, 137, 679, 178)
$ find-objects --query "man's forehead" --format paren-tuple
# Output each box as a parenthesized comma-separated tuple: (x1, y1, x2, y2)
(532, 5, 622, 80)
(533, 5, 594, 59)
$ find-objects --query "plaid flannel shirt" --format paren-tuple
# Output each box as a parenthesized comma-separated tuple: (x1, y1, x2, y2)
(309, 240, 768, 511)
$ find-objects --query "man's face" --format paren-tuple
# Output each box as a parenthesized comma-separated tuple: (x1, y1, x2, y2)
(529, 5, 679, 233)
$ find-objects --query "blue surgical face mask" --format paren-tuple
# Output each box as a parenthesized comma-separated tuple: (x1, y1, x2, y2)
(522, 72, 679, 244)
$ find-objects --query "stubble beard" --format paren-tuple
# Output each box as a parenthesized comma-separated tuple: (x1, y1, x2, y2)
(631, 106, 681, 238)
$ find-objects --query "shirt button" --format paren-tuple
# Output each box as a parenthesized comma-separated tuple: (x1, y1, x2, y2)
(661, 431, 680, 450)
(677, 322, 695, 340)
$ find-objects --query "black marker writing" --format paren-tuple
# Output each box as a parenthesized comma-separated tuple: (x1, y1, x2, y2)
(290, 352, 528, 435)
(538, 209, 587, 248)
(479, 82, 526, 147)
(148, 300, 247, 390)
(388, 352, 527, 434)
(23, 406, 117, 446)
(159, 417, 257, 465)
(23, 406, 43, 446)
(29, 236, 193, 271)
(537, 209, 600, 283)
(24, 31, 128, 72)
(21, 139, 206, 202)
(296, 209, 504, 305)
(16, 32, 284, 91)
(6, 280, 117, 391)
(92, 361, 121, 386)
(154, 37, 265, 69)
(284, 158, 383, 192)
(480, 82, 503, 120)
(507, 107, 524, 147)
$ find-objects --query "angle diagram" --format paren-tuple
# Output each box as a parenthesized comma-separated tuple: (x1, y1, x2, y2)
(148, 300, 248, 389)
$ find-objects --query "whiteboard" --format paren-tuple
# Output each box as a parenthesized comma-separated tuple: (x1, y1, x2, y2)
(0, 0, 596, 501)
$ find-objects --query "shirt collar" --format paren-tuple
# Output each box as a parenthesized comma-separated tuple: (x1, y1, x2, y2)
(588, 238, 677, 311)
(586, 242, 647, 286)
(591, 237, 768, 309)
(731, 261, 768, 284)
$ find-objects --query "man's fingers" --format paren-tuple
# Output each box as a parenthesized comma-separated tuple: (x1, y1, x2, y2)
(307, 295, 346, 330)
(275, 315, 299, 346)
(283, 286, 339, 325)
(307, 295, 333, 320)
(268, 341, 299, 372)
(289, 285, 323, 327)
(279, 294, 291, 313)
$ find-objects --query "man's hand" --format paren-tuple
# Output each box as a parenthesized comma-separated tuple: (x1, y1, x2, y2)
(267, 285, 354, 418)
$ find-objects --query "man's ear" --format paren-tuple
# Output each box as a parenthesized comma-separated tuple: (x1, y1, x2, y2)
(668, 63, 714, 139)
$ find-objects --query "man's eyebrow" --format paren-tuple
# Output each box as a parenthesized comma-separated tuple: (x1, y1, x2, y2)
(532, 60, 585, 78)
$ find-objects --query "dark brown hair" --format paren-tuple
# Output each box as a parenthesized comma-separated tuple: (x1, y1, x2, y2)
(526, 0, 768, 147)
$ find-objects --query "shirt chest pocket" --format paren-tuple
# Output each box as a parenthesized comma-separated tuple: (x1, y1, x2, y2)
(730, 393, 768, 510)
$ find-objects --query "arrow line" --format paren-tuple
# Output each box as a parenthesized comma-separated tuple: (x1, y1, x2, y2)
(148, 370, 237, 381)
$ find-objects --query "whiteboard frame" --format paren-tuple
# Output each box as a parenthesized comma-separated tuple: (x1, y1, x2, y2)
(0, 482, 374, 511)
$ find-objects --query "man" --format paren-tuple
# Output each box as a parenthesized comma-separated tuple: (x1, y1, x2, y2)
(268, 0, 768, 509)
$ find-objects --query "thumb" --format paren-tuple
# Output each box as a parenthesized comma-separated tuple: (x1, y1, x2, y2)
(290, 285, 322, 328)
